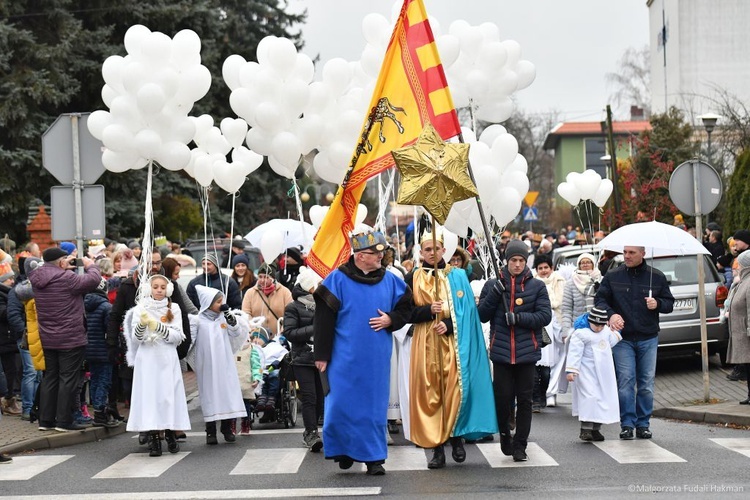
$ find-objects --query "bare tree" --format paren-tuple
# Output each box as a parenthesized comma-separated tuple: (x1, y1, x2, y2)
(606, 45, 651, 117)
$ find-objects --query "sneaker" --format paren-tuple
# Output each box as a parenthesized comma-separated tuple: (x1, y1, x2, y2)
(512, 449, 528, 462)
(38, 422, 55, 431)
(635, 427, 652, 439)
(619, 427, 634, 440)
(73, 417, 93, 426)
(55, 422, 87, 432)
(500, 433, 513, 456)
(579, 429, 594, 441)
(532, 403, 541, 413)
(546, 396, 556, 407)
(365, 462, 386, 475)
(0, 453, 12, 464)
(303, 430, 323, 453)
(240, 419, 252, 436)
(21, 413, 30, 421)
(591, 430, 605, 442)
(387, 420, 399, 434)
(223, 432, 236, 443)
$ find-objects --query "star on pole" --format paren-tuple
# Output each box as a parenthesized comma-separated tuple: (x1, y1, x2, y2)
(391, 123, 478, 225)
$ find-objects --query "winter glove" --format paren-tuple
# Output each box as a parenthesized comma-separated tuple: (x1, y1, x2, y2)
(505, 312, 518, 326)
(139, 311, 150, 326)
(223, 310, 237, 327)
(147, 317, 159, 331)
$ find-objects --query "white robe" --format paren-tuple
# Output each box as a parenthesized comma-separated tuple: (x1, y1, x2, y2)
(566, 325, 621, 424)
(387, 324, 411, 424)
(189, 285, 249, 422)
(125, 299, 191, 432)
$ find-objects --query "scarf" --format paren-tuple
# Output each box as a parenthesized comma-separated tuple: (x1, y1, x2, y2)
(140, 296, 170, 318)
(261, 283, 276, 296)
(572, 268, 601, 295)
(201, 309, 220, 321)
(298, 294, 316, 311)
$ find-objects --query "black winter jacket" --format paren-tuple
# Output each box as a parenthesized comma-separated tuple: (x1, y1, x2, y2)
(186, 272, 242, 310)
(283, 285, 316, 366)
(0, 284, 16, 354)
(7, 287, 26, 340)
(594, 260, 674, 341)
(85, 290, 112, 363)
(478, 266, 551, 365)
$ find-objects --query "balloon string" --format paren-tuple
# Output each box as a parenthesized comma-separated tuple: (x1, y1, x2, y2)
(137, 161, 155, 304)
(225, 191, 237, 298)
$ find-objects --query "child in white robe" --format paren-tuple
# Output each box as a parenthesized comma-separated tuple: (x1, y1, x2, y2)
(125, 275, 190, 457)
(189, 285, 249, 444)
(566, 306, 621, 441)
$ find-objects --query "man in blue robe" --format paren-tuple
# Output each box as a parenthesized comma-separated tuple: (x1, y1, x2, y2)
(313, 230, 412, 476)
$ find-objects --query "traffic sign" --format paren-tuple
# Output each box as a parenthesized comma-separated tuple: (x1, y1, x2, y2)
(523, 207, 539, 221)
(668, 160, 722, 216)
(42, 113, 105, 185)
(50, 185, 106, 241)
(524, 191, 539, 207)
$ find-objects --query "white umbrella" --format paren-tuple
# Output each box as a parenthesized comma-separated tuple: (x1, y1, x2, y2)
(245, 219, 316, 253)
(595, 221, 710, 257)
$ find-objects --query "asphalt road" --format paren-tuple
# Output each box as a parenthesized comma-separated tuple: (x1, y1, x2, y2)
(2, 392, 749, 499)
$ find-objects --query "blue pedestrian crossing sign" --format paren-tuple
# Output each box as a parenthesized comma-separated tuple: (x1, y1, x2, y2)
(523, 207, 539, 221)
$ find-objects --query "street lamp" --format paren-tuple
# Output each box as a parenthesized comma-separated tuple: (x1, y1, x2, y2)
(699, 113, 720, 165)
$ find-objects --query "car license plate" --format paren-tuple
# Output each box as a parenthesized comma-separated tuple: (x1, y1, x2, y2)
(673, 298, 694, 310)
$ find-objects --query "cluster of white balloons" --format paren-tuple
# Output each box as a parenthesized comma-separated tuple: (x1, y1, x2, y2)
(443, 124, 529, 238)
(308, 203, 368, 229)
(88, 25, 211, 173)
(557, 170, 614, 208)
(440, 21, 535, 123)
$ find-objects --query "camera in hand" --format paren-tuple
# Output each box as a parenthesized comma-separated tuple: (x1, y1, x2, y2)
(69, 258, 84, 267)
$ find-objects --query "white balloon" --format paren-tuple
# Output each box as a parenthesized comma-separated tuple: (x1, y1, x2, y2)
(123, 25, 151, 56)
(229, 87, 259, 123)
(322, 58, 352, 96)
(478, 22, 501, 42)
(459, 25, 483, 54)
(282, 78, 310, 116)
(461, 127, 477, 144)
(557, 181, 581, 206)
(260, 230, 285, 265)
(213, 160, 246, 193)
(238, 61, 261, 88)
(232, 146, 263, 175)
(506, 154, 529, 175)
(134, 129, 162, 159)
(136, 83, 167, 115)
(271, 131, 302, 168)
(492, 187, 522, 227)
(515, 60, 537, 90)
(191, 114, 214, 143)
(172, 29, 201, 68)
(313, 151, 345, 184)
(101, 124, 134, 153)
(153, 68, 180, 99)
(179, 64, 212, 103)
(193, 154, 215, 187)
(478, 124, 506, 147)
(304, 82, 334, 115)
(502, 170, 530, 198)
(566, 171, 582, 186)
(102, 148, 139, 173)
(360, 44, 385, 79)
(490, 133, 519, 168)
(220, 118, 249, 148)
(169, 116, 197, 144)
(268, 155, 295, 179)
(593, 178, 614, 208)
(268, 37, 298, 78)
(156, 141, 191, 171)
(309, 205, 329, 228)
(477, 41, 508, 73)
(476, 98, 514, 123)
(101, 55, 126, 90)
(501, 40, 522, 66)
(442, 230, 459, 263)
(436, 34, 461, 67)
(474, 164, 500, 202)
(355, 204, 368, 225)
(362, 13, 390, 45)
(254, 101, 283, 132)
(468, 141, 492, 167)
(87, 110, 113, 141)
(575, 169, 602, 200)
(256, 36, 278, 67)
(246, 127, 274, 156)
(443, 207, 469, 238)
(293, 114, 325, 154)
(101, 85, 118, 108)
(293, 53, 315, 83)
(222, 54, 246, 91)
(141, 31, 172, 66)
(491, 69, 519, 97)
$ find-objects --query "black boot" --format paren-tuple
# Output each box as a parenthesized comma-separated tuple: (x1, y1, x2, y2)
(206, 421, 218, 445)
(221, 419, 236, 443)
(450, 437, 466, 463)
(164, 430, 180, 453)
(149, 431, 162, 457)
(107, 404, 125, 422)
(93, 409, 119, 428)
(427, 445, 446, 469)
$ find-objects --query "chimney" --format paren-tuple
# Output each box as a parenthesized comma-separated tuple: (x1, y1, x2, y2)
(630, 105, 645, 121)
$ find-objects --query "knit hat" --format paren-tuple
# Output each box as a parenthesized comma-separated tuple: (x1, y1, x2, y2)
(251, 329, 269, 345)
(504, 240, 529, 262)
(202, 253, 220, 270)
(24, 257, 42, 276)
(285, 246, 303, 264)
(43, 247, 69, 262)
(737, 250, 750, 269)
(577, 253, 597, 268)
(60, 241, 76, 255)
(296, 266, 322, 292)
(257, 262, 277, 277)
(232, 253, 250, 268)
(128, 241, 142, 250)
(733, 230, 750, 246)
(231, 239, 246, 250)
(588, 307, 608, 325)
(706, 222, 721, 232)
(0, 262, 15, 283)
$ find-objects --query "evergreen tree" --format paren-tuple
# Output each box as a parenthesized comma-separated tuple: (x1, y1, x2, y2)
(723, 149, 750, 234)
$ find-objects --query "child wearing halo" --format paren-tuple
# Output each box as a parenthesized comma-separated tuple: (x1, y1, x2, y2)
(125, 274, 190, 457)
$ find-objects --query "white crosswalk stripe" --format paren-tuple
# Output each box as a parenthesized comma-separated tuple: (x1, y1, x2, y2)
(92, 451, 191, 479)
(709, 438, 750, 458)
(477, 442, 559, 468)
(593, 440, 687, 463)
(0, 455, 73, 481)
(230, 448, 307, 475)
(340, 446, 430, 473)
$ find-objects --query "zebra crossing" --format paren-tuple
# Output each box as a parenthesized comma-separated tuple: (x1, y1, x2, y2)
(2, 437, 749, 481)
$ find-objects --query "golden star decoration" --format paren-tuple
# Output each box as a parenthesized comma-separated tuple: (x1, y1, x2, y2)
(391, 123, 478, 225)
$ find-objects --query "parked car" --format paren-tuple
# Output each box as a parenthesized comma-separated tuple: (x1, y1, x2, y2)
(551, 245, 729, 362)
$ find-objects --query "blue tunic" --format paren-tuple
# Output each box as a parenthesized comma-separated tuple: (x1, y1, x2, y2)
(322, 270, 407, 463)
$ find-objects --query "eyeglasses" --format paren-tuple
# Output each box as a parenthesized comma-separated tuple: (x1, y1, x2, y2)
(360, 250, 384, 256)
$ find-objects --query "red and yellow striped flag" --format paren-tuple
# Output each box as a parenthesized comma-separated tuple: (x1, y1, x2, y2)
(307, 0, 461, 277)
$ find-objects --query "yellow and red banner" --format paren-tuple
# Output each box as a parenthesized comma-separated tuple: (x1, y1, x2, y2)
(307, 0, 461, 277)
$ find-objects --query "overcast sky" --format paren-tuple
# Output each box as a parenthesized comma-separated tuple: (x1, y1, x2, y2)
(287, 0, 650, 123)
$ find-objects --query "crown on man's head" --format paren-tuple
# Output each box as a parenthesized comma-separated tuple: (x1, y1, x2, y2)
(349, 230, 387, 253)
(420, 230, 444, 245)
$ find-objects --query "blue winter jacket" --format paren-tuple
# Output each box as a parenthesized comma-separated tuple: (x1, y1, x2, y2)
(594, 260, 674, 341)
(478, 266, 551, 365)
(85, 291, 112, 363)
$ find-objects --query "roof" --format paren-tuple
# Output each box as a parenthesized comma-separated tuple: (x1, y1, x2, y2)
(543, 120, 651, 149)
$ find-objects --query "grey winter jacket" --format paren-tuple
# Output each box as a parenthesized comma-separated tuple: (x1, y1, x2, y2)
(28, 263, 101, 350)
(561, 279, 595, 336)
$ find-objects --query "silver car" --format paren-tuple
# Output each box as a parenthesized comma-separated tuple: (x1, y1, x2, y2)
(551, 245, 729, 361)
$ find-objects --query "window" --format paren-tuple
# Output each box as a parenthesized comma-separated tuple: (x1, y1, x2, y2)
(584, 138, 607, 179)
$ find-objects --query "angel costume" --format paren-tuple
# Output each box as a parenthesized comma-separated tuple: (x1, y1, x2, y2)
(125, 297, 190, 432)
(566, 314, 621, 426)
(189, 286, 248, 423)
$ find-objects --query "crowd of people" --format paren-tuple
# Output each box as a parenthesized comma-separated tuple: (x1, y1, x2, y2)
(1, 216, 748, 471)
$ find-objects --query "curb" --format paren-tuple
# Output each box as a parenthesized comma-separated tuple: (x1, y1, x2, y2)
(654, 406, 750, 427)
(0, 423, 127, 455)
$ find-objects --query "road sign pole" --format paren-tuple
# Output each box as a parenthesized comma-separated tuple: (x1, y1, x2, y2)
(692, 160, 709, 402)
(71, 114, 84, 272)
